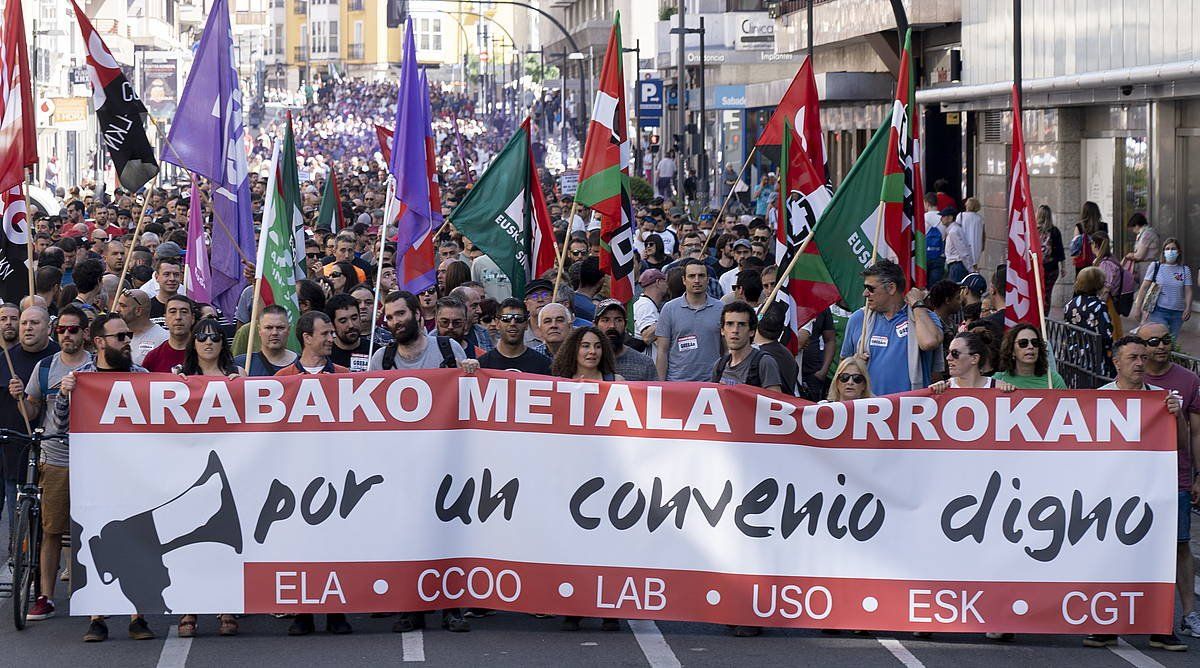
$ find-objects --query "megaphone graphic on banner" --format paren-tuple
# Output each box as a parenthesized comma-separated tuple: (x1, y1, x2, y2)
(88, 450, 243, 614)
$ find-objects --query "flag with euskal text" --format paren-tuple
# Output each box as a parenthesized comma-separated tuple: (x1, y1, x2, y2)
(448, 118, 555, 297)
(71, 0, 158, 192)
(775, 120, 837, 337)
(161, 0, 254, 316)
(0, 186, 29, 303)
(256, 138, 303, 351)
(1005, 86, 1045, 329)
(575, 14, 635, 303)
(0, 0, 37, 192)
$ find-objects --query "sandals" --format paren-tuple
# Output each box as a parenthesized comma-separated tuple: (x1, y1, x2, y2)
(218, 615, 239, 636)
(177, 616, 197, 638)
(178, 615, 239, 637)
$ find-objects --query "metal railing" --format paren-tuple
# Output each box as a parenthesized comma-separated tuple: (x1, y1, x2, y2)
(348, 0, 364, 9)
(1171, 350, 1200, 376)
(1045, 318, 1112, 389)
(293, 45, 308, 61)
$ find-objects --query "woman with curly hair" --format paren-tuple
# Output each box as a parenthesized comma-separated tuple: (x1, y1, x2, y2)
(992, 323, 1066, 389)
(551, 326, 624, 382)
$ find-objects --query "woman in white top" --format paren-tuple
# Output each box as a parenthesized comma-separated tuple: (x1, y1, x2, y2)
(931, 331, 1015, 392)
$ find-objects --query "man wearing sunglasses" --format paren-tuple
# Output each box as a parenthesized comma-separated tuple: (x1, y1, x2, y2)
(1136, 322, 1200, 641)
(13, 305, 92, 623)
(51, 313, 155, 642)
(478, 298, 553, 375)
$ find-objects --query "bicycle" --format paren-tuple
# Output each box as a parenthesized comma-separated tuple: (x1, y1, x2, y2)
(2, 428, 47, 631)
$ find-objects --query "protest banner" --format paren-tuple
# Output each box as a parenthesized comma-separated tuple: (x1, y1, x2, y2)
(69, 370, 1178, 634)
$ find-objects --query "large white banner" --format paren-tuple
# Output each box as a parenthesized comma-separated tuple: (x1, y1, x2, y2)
(69, 370, 1179, 633)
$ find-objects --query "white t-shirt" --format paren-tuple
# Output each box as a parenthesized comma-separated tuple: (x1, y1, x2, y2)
(470, 254, 512, 301)
(657, 157, 676, 179)
(132, 324, 169, 365)
(633, 295, 660, 341)
(719, 268, 741, 295)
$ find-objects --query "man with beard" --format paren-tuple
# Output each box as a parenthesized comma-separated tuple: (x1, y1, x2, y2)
(142, 295, 195, 373)
(233, 305, 298, 376)
(51, 313, 156, 642)
(449, 284, 493, 353)
(368, 291, 475, 374)
(15, 306, 93, 622)
(117, 289, 168, 365)
(0, 305, 59, 525)
(478, 298, 553, 375)
(326, 294, 372, 371)
(594, 299, 656, 381)
(0, 302, 19, 348)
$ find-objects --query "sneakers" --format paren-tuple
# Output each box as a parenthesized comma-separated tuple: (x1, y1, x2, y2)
(83, 619, 109, 642)
(326, 613, 353, 635)
(27, 596, 55, 621)
(128, 617, 156, 640)
(985, 632, 1015, 641)
(1148, 633, 1188, 652)
(733, 625, 762, 637)
(288, 613, 315, 636)
(1083, 634, 1117, 647)
(1182, 611, 1200, 638)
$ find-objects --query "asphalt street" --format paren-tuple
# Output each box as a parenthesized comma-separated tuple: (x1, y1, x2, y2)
(1, 514, 1198, 667)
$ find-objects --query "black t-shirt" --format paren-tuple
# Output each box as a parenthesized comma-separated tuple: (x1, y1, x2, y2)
(801, 309, 834, 375)
(329, 339, 373, 371)
(759, 341, 798, 397)
(478, 347, 553, 375)
(0, 341, 61, 481)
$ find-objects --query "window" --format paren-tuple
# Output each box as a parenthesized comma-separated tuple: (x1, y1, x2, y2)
(416, 16, 441, 52)
(327, 20, 339, 52)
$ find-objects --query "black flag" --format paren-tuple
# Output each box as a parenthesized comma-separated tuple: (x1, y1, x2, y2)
(72, 1, 159, 192)
(0, 186, 28, 304)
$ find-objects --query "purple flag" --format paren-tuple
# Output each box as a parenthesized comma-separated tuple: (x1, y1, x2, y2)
(388, 20, 435, 294)
(419, 68, 443, 226)
(161, 0, 253, 316)
(184, 182, 212, 304)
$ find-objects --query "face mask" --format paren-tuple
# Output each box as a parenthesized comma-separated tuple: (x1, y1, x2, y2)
(1164, 249, 1179, 263)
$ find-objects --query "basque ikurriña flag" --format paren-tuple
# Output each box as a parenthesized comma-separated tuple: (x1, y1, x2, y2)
(878, 29, 926, 290)
(574, 14, 635, 303)
(161, 0, 255, 316)
(71, 0, 159, 192)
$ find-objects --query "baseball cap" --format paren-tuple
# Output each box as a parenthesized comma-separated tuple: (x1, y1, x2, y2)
(939, 206, 958, 217)
(154, 241, 183, 260)
(637, 268, 666, 287)
(959, 272, 987, 297)
(523, 278, 554, 298)
(731, 238, 752, 250)
(593, 298, 625, 321)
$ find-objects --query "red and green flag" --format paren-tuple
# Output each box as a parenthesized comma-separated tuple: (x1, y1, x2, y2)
(774, 120, 837, 334)
(255, 114, 305, 349)
(575, 14, 635, 303)
(316, 169, 345, 233)
(446, 117, 556, 297)
(878, 29, 926, 289)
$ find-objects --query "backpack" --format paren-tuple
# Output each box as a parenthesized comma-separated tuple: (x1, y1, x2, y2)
(713, 348, 766, 387)
(38, 360, 56, 400)
(1070, 232, 1095, 269)
(380, 336, 457, 370)
(925, 225, 944, 262)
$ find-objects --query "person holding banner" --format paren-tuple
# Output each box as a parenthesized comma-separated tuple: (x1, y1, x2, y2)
(930, 331, 1015, 392)
(825, 357, 872, 402)
(993, 325, 1067, 390)
(1136, 321, 1200, 639)
(1087, 335, 1189, 651)
(51, 313, 155, 642)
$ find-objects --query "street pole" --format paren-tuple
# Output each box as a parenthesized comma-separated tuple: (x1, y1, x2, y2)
(675, 0, 685, 200)
(807, 0, 814, 59)
(634, 40, 642, 179)
(698, 16, 708, 208)
(559, 50, 568, 169)
(1013, 0, 1023, 111)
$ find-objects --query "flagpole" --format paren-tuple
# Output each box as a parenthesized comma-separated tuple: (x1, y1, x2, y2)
(2, 346, 32, 434)
(699, 146, 756, 256)
(367, 176, 397, 365)
(757, 231, 815, 318)
(550, 200, 578, 301)
(109, 175, 162, 311)
(21, 181, 33, 299)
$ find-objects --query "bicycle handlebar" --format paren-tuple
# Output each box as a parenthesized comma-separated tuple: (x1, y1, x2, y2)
(0, 428, 45, 444)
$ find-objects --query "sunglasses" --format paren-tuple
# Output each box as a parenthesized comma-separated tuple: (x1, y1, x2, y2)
(1015, 338, 1041, 349)
(329, 272, 343, 278)
(480, 315, 496, 324)
(569, 250, 588, 257)
(838, 373, 865, 384)
(194, 332, 224, 343)
(306, 252, 322, 259)
(100, 331, 133, 342)
(947, 349, 976, 359)
(1143, 335, 1172, 348)
(498, 313, 528, 324)
(863, 283, 879, 293)
(55, 325, 82, 335)
(526, 290, 551, 301)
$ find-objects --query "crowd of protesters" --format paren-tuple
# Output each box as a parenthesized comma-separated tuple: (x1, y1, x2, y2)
(1, 78, 1196, 650)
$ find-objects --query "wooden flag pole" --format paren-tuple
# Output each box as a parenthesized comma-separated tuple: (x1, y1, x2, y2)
(699, 146, 756, 256)
(550, 200, 580, 301)
(757, 231, 815, 318)
(367, 176, 398, 365)
(2, 345, 32, 434)
(109, 174, 162, 311)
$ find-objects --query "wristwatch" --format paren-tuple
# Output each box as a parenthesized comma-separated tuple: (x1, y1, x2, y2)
(911, 301, 929, 310)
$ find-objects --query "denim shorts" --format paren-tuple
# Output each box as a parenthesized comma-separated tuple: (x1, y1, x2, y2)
(1149, 307, 1184, 339)
(1180, 490, 1193, 543)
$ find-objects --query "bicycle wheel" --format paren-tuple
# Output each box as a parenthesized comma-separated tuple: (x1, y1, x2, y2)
(11, 496, 39, 631)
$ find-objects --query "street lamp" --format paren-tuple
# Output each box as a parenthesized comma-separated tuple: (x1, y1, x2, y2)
(670, 18, 708, 207)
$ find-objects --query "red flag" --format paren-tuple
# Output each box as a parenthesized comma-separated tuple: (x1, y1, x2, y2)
(0, 0, 37, 192)
(575, 16, 635, 304)
(878, 30, 925, 290)
(754, 58, 827, 184)
(1005, 87, 1045, 329)
(375, 124, 394, 165)
(775, 122, 836, 338)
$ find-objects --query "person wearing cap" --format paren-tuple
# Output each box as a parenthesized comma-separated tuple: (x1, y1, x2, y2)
(958, 272, 987, 312)
(593, 299, 656, 382)
(634, 269, 668, 348)
(718, 238, 755, 295)
(941, 206, 971, 283)
(522, 278, 555, 344)
(655, 259, 724, 382)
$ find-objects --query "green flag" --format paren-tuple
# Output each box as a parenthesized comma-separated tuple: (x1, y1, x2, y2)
(316, 169, 344, 234)
(256, 120, 305, 351)
(810, 118, 889, 312)
(447, 118, 556, 297)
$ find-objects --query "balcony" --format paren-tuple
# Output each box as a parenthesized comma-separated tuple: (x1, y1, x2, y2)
(293, 0, 306, 14)
(294, 45, 309, 60)
(348, 0, 364, 10)
(348, 43, 364, 59)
